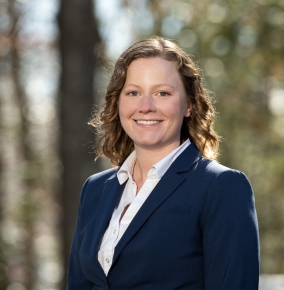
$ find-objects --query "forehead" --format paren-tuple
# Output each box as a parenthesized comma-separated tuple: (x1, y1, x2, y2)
(128, 57, 178, 69)
(125, 57, 182, 82)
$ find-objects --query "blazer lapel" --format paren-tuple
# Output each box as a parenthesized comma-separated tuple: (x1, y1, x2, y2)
(112, 143, 202, 265)
(93, 173, 126, 252)
(89, 172, 126, 279)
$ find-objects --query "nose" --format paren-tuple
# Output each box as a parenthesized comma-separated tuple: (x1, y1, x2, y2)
(138, 95, 156, 114)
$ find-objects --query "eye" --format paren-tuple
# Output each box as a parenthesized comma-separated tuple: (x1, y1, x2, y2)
(127, 91, 139, 96)
(158, 91, 170, 97)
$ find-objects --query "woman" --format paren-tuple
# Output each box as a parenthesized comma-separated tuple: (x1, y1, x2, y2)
(67, 37, 259, 290)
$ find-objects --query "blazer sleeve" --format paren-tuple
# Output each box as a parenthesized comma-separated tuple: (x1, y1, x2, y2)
(202, 170, 260, 289)
(66, 178, 92, 290)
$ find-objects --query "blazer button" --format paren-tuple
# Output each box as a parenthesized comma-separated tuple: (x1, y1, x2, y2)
(104, 287, 108, 290)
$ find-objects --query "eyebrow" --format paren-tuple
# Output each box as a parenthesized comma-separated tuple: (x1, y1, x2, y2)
(123, 83, 176, 90)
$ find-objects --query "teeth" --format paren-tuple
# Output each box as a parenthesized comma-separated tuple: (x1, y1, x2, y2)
(136, 120, 160, 125)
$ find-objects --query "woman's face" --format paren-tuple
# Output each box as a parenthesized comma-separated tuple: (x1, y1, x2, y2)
(119, 57, 191, 153)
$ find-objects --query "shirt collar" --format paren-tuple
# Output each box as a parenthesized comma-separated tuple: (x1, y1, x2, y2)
(117, 151, 136, 185)
(153, 139, 190, 179)
(117, 139, 191, 184)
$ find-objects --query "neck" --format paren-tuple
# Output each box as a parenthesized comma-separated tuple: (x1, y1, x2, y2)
(133, 142, 180, 186)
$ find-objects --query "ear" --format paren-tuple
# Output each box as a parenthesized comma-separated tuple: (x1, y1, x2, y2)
(184, 100, 192, 117)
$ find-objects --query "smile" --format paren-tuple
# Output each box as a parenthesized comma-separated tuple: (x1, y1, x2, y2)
(136, 120, 161, 125)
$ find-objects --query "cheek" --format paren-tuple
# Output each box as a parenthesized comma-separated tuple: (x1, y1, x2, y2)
(167, 101, 187, 121)
(118, 98, 133, 117)
(118, 101, 132, 132)
(118, 99, 127, 119)
(118, 107, 128, 134)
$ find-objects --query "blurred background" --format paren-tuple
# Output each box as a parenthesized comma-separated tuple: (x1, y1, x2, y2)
(0, 0, 284, 289)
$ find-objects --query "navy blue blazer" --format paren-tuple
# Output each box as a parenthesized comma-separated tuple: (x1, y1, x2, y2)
(67, 143, 260, 290)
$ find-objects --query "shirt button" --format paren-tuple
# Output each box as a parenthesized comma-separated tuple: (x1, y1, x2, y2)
(113, 229, 116, 234)
(106, 258, 110, 263)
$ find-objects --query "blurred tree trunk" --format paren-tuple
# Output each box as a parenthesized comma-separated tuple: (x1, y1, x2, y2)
(0, 105, 2, 226)
(57, 0, 102, 287)
(8, 0, 36, 289)
(0, 97, 8, 290)
(0, 97, 2, 223)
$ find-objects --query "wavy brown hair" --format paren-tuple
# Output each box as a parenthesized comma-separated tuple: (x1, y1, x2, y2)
(90, 36, 220, 166)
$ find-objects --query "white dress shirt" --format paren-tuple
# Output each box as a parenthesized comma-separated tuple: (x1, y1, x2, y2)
(98, 139, 191, 275)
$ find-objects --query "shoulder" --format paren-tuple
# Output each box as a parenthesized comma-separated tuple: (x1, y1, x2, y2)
(182, 142, 240, 176)
(175, 144, 252, 191)
(191, 158, 254, 209)
(196, 158, 251, 187)
(207, 159, 252, 190)
(79, 167, 118, 205)
(197, 159, 255, 216)
(86, 167, 118, 187)
(177, 143, 244, 181)
(197, 157, 235, 175)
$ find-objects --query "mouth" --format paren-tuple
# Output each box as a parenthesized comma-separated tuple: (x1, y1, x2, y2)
(135, 120, 161, 125)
